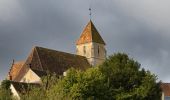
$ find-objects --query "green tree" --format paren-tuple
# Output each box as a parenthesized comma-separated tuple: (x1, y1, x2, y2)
(20, 73, 59, 100)
(19, 53, 162, 100)
(0, 80, 12, 100)
(48, 68, 111, 100)
(99, 53, 161, 100)
(48, 53, 161, 100)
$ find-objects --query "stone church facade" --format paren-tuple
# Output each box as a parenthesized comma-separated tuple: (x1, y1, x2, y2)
(7, 20, 169, 100)
(7, 20, 106, 98)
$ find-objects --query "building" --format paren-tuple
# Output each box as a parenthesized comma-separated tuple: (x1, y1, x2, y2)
(7, 20, 106, 98)
(76, 20, 106, 66)
(161, 83, 170, 100)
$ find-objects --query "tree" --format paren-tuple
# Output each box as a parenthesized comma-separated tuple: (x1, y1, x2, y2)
(99, 53, 162, 100)
(19, 53, 161, 100)
(48, 68, 111, 100)
(21, 73, 59, 100)
(0, 80, 12, 100)
(48, 53, 161, 100)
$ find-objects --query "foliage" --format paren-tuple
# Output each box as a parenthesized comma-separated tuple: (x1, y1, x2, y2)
(0, 53, 162, 100)
(21, 86, 47, 100)
(0, 80, 13, 100)
(20, 73, 59, 100)
(99, 53, 162, 100)
(47, 68, 112, 100)
(49, 53, 161, 100)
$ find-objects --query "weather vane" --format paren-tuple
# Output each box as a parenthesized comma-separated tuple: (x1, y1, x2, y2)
(89, 7, 92, 20)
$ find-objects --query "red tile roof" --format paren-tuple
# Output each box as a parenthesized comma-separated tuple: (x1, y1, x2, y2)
(9, 61, 24, 81)
(161, 83, 170, 96)
(76, 20, 105, 45)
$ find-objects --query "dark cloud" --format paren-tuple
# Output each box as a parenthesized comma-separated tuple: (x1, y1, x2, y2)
(0, 0, 170, 82)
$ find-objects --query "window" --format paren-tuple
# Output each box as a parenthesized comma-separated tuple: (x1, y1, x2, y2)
(98, 46, 100, 56)
(84, 46, 86, 55)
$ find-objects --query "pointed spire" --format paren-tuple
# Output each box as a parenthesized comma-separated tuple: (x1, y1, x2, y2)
(76, 20, 105, 45)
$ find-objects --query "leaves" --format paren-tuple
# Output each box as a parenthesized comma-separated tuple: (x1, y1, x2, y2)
(1, 53, 161, 100)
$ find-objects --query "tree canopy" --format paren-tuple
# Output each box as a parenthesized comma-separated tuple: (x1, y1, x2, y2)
(1, 53, 162, 100)
(0, 80, 13, 100)
(47, 53, 162, 100)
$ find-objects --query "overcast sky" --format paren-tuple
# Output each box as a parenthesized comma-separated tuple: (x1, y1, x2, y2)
(0, 0, 170, 82)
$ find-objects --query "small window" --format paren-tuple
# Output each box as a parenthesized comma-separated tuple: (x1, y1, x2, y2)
(98, 46, 100, 56)
(84, 46, 86, 55)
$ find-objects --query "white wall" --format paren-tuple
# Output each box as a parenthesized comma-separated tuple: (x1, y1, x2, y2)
(76, 42, 106, 66)
(10, 84, 20, 100)
(20, 69, 41, 83)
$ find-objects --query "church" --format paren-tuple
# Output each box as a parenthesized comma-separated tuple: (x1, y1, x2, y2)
(7, 20, 107, 98)
(6, 20, 170, 100)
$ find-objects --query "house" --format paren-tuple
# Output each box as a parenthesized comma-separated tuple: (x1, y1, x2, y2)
(161, 83, 170, 100)
(7, 20, 107, 98)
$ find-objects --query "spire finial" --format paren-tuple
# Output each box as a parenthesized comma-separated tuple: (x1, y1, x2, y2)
(89, 7, 92, 20)
(12, 59, 15, 65)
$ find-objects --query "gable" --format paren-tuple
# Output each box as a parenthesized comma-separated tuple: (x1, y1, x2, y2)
(20, 69, 41, 83)
(14, 47, 42, 81)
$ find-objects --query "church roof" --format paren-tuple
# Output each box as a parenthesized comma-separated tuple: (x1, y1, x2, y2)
(14, 46, 90, 81)
(161, 83, 170, 96)
(76, 20, 105, 45)
(9, 61, 25, 81)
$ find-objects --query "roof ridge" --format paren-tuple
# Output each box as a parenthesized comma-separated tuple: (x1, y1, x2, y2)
(14, 61, 25, 64)
(34, 46, 87, 58)
(13, 47, 36, 81)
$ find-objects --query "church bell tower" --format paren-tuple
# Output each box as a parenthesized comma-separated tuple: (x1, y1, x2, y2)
(76, 20, 106, 66)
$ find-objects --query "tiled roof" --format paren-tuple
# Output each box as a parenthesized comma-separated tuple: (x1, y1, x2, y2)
(161, 83, 170, 96)
(76, 20, 105, 45)
(14, 46, 90, 81)
(9, 61, 24, 81)
(31, 69, 47, 77)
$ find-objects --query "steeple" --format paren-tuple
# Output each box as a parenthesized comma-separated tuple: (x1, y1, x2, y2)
(76, 20, 106, 66)
(76, 20, 105, 45)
